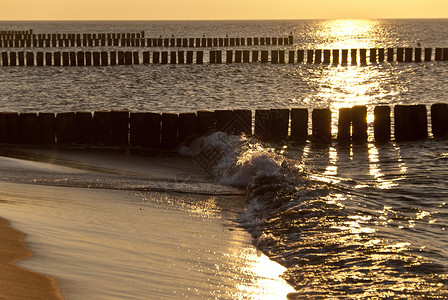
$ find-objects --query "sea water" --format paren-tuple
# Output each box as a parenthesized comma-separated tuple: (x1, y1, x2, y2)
(0, 19, 447, 299)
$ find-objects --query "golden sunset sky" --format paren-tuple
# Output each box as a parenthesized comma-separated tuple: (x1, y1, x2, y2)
(0, 0, 447, 20)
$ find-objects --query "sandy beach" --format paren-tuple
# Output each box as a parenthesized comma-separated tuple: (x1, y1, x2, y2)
(0, 146, 294, 299)
(0, 217, 62, 300)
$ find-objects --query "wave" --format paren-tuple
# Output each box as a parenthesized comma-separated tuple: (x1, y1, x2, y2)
(187, 132, 448, 299)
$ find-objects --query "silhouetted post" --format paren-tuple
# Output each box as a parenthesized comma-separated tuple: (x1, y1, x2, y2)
(323, 49, 330, 64)
(197, 111, 216, 136)
(307, 50, 314, 64)
(359, 49, 367, 64)
(315, 50, 322, 64)
(130, 112, 148, 147)
(378, 48, 385, 62)
(111, 111, 129, 145)
(178, 113, 198, 145)
(36, 52, 44, 66)
(338, 108, 351, 142)
(216, 50, 222, 63)
(110, 51, 117, 66)
(271, 50, 278, 64)
(93, 52, 101, 66)
(243, 50, 250, 63)
(387, 48, 394, 62)
(370, 48, 377, 63)
(443, 48, 448, 61)
(405, 48, 413, 62)
(332, 49, 339, 64)
(252, 50, 259, 62)
(268, 109, 289, 142)
(161, 113, 178, 150)
(312, 108, 331, 141)
(56, 112, 76, 144)
(186, 51, 193, 64)
(152, 51, 160, 64)
(414, 48, 422, 62)
(279, 50, 285, 63)
(54, 52, 61, 66)
(125, 51, 133, 65)
(297, 49, 304, 63)
(397, 48, 404, 62)
(254, 109, 270, 140)
(143, 51, 150, 64)
(352, 105, 367, 142)
(0, 112, 19, 143)
(226, 50, 233, 63)
(431, 103, 448, 137)
(147, 113, 161, 149)
(289, 50, 295, 64)
(214, 110, 233, 133)
(351, 49, 357, 64)
(394, 105, 427, 141)
(290, 108, 308, 142)
(424, 48, 432, 61)
(341, 49, 348, 64)
(374, 106, 391, 142)
(235, 50, 242, 63)
(38, 113, 55, 144)
(93, 111, 112, 145)
(26, 52, 34, 66)
(45, 52, 52, 66)
(169, 51, 176, 64)
(196, 51, 203, 64)
(261, 50, 269, 63)
(85, 52, 92, 66)
(19, 113, 39, 144)
(75, 112, 93, 144)
(101, 51, 108, 66)
(9, 52, 17, 66)
(178, 51, 184, 64)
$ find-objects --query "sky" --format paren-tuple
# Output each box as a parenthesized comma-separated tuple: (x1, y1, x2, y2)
(0, 0, 447, 20)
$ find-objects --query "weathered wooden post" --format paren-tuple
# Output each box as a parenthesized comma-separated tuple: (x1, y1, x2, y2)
(315, 50, 322, 64)
(75, 112, 93, 144)
(332, 49, 339, 64)
(130, 112, 148, 147)
(38, 113, 55, 144)
(197, 110, 216, 136)
(170, 51, 176, 64)
(111, 111, 129, 145)
(289, 50, 295, 64)
(147, 113, 161, 149)
(178, 113, 198, 145)
(431, 103, 448, 137)
(341, 49, 348, 64)
(374, 106, 391, 142)
(271, 50, 279, 64)
(378, 48, 385, 62)
(397, 48, 404, 62)
(350, 49, 357, 64)
(414, 48, 422, 62)
(370, 48, 377, 63)
(394, 105, 427, 141)
(261, 50, 268, 63)
(252, 50, 259, 62)
(269, 109, 289, 142)
(338, 108, 351, 142)
(19, 113, 39, 144)
(312, 109, 331, 141)
(234, 50, 242, 63)
(26, 52, 34, 66)
(93, 111, 112, 145)
(226, 50, 233, 63)
(387, 48, 394, 62)
(101, 51, 108, 66)
(186, 51, 193, 64)
(36, 52, 44, 66)
(93, 52, 100, 66)
(297, 49, 304, 63)
(405, 48, 413, 62)
(424, 48, 432, 61)
(279, 50, 285, 64)
(196, 51, 203, 64)
(359, 49, 367, 64)
(290, 108, 308, 142)
(161, 113, 178, 150)
(323, 49, 330, 64)
(56, 112, 76, 144)
(254, 109, 270, 140)
(351, 105, 367, 142)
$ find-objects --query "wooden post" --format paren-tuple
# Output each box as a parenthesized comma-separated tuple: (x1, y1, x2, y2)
(252, 50, 259, 62)
(75, 112, 93, 144)
(226, 50, 233, 63)
(93, 111, 112, 145)
(387, 48, 394, 62)
(178, 51, 184, 64)
(397, 48, 404, 62)
(290, 108, 308, 142)
(101, 51, 108, 66)
(85, 51, 92, 66)
(56, 112, 76, 144)
(36, 52, 44, 66)
(45, 52, 52, 66)
(315, 50, 322, 64)
(359, 49, 367, 64)
(130, 112, 148, 147)
(312, 109, 331, 141)
(271, 50, 278, 64)
(125, 51, 133, 65)
(370, 48, 377, 63)
(341, 49, 348, 64)
(394, 105, 427, 141)
(196, 51, 203, 64)
(297, 49, 304, 63)
(254, 109, 270, 140)
(234, 50, 242, 63)
(414, 48, 422, 62)
(26, 52, 34, 66)
(53, 52, 61, 66)
(404, 48, 413, 62)
(443, 48, 448, 61)
(38, 113, 55, 144)
(351, 49, 357, 64)
(110, 51, 117, 66)
(374, 106, 391, 142)
(435, 48, 442, 61)
(288, 50, 295, 64)
(431, 103, 448, 137)
(233, 109, 252, 135)
(307, 50, 314, 64)
(143, 51, 150, 64)
(19, 113, 39, 144)
(0, 113, 19, 143)
(147, 113, 161, 149)
(197, 111, 216, 136)
(279, 50, 285, 64)
(111, 111, 129, 145)
(269, 109, 289, 142)
(93, 52, 101, 66)
(161, 113, 178, 150)
(332, 49, 339, 64)
(186, 51, 193, 64)
(323, 49, 330, 64)
(243, 50, 250, 63)
(338, 107, 351, 142)
(178, 113, 198, 145)
(9, 52, 17, 66)
(261, 50, 269, 63)
(352, 105, 367, 142)
(215, 110, 234, 133)
(424, 48, 432, 61)
(378, 48, 385, 62)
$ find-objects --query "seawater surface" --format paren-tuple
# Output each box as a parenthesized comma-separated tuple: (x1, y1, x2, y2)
(0, 19, 448, 299)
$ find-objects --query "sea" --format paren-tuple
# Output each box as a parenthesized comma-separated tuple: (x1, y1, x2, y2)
(0, 19, 448, 299)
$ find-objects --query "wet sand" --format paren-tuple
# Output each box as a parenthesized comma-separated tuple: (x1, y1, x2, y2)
(0, 217, 62, 300)
(0, 146, 295, 299)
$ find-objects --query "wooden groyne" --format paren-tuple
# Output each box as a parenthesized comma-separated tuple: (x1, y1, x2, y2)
(0, 104, 447, 150)
(1, 48, 447, 67)
(0, 32, 293, 48)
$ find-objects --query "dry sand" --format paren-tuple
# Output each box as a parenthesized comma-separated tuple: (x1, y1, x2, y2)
(0, 217, 62, 300)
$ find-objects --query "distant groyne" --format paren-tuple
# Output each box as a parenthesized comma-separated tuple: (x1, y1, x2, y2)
(0, 48, 447, 67)
(1, 104, 447, 150)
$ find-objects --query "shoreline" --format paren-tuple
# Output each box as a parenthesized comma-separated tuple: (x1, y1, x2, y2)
(0, 216, 62, 300)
